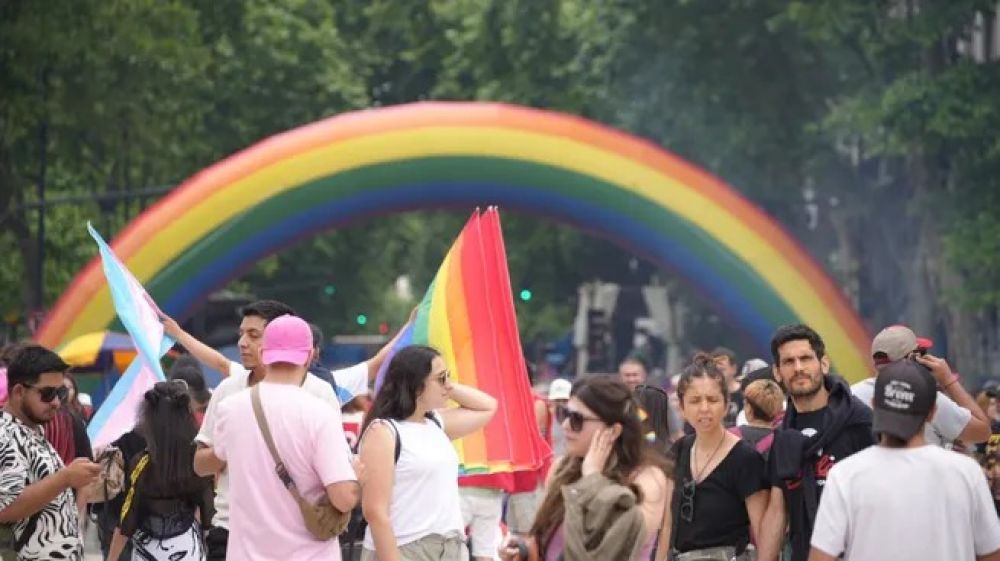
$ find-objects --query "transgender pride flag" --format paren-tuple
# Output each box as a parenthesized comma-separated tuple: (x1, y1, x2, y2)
(85, 223, 173, 448)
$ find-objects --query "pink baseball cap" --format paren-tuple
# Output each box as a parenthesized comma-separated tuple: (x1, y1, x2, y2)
(261, 315, 313, 366)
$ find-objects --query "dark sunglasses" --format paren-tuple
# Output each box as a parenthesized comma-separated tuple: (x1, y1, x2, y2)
(680, 478, 697, 522)
(555, 406, 603, 432)
(24, 384, 69, 403)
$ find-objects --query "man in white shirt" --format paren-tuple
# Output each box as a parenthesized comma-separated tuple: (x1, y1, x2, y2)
(159, 300, 406, 560)
(851, 324, 990, 447)
(810, 360, 1000, 561)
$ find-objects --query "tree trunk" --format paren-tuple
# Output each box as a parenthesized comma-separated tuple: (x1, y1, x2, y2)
(911, 152, 987, 377)
(0, 142, 40, 327)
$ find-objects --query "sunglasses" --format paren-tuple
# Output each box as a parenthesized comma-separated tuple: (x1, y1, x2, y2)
(555, 406, 604, 432)
(24, 384, 69, 404)
(680, 478, 697, 522)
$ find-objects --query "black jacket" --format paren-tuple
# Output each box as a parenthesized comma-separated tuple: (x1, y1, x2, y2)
(771, 375, 873, 561)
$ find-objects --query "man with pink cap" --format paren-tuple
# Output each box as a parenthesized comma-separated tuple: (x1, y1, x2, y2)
(210, 315, 359, 560)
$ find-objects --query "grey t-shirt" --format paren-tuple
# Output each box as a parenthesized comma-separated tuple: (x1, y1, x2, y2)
(851, 377, 971, 446)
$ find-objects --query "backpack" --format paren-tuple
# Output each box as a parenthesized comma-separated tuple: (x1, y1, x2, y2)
(729, 425, 775, 455)
(341, 414, 443, 561)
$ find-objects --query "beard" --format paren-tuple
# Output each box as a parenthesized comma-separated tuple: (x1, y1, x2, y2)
(788, 374, 824, 398)
(23, 404, 55, 425)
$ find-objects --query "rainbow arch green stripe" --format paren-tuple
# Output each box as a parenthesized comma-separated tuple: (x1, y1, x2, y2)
(37, 102, 872, 379)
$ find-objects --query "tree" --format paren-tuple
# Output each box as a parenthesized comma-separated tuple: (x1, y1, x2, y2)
(0, 0, 209, 332)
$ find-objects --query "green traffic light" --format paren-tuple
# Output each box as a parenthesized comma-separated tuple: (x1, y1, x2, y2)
(356, 314, 368, 326)
(323, 285, 335, 296)
(519, 289, 532, 302)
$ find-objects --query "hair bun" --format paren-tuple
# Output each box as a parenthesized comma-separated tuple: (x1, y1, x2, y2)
(689, 352, 714, 367)
(170, 391, 191, 409)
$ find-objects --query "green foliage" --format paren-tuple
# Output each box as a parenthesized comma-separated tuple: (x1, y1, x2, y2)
(2, 0, 999, 361)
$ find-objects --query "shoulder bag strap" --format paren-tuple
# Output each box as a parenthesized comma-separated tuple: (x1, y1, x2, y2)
(359, 418, 402, 464)
(250, 385, 295, 490)
(387, 419, 402, 463)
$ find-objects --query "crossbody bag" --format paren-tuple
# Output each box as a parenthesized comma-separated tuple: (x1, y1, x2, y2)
(251, 385, 351, 540)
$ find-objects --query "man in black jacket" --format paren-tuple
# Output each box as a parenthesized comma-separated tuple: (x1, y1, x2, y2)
(757, 324, 874, 561)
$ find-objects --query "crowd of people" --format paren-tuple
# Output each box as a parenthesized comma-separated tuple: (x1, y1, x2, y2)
(2, 300, 1000, 560)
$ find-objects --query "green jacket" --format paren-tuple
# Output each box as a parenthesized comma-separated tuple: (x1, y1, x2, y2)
(561, 473, 646, 561)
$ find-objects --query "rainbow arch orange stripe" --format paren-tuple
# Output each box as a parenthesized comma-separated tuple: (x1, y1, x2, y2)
(37, 102, 872, 379)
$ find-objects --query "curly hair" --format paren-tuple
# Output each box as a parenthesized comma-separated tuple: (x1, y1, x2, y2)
(676, 352, 728, 404)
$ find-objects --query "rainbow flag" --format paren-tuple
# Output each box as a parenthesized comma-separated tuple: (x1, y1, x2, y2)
(376, 208, 550, 475)
(85, 224, 173, 448)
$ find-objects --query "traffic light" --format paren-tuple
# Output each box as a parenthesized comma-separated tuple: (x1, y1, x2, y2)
(378, 322, 389, 335)
(356, 314, 368, 326)
(323, 285, 336, 296)
(519, 289, 533, 302)
(586, 309, 611, 372)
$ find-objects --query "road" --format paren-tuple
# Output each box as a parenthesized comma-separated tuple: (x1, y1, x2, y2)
(83, 520, 103, 560)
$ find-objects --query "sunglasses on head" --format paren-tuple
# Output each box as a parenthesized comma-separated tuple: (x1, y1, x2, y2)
(24, 384, 69, 403)
(555, 406, 603, 432)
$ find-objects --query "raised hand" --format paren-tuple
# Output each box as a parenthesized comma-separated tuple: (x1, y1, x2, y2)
(582, 427, 616, 477)
(915, 353, 954, 386)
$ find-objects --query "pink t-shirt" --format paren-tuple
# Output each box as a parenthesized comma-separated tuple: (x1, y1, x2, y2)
(214, 382, 356, 561)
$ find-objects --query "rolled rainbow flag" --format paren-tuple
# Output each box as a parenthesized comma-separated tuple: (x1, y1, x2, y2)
(376, 208, 550, 474)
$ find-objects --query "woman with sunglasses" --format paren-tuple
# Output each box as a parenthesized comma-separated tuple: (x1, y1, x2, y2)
(108, 380, 212, 560)
(666, 354, 768, 561)
(62, 372, 92, 422)
(358, 345, 497, 561)
(500, 375, 671, 561)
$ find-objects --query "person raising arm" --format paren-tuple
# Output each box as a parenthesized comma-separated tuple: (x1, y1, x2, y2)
(359, 345, 497, 561)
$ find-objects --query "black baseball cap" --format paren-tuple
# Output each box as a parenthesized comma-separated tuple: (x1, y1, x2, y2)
(873, 360, 936, 441)
(740, 366, 773, 392)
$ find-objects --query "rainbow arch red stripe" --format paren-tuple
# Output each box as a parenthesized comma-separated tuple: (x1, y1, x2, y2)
(37, 102, 872, 379)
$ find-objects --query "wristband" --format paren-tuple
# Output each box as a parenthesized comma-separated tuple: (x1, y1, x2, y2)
(942, 374, 960, 390)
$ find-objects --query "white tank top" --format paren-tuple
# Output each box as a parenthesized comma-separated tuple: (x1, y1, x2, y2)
(362, 413, 464, 549)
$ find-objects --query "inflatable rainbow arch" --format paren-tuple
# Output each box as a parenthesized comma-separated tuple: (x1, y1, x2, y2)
(37, 102, 871, 379)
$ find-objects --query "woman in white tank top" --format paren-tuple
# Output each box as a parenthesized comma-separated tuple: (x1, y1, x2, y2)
(359, 345, 497, 561)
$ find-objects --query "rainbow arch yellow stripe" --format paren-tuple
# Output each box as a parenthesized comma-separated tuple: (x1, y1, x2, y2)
(37, 102, 871, 379)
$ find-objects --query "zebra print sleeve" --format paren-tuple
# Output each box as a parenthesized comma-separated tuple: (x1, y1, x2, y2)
(0, 432, 28, 511)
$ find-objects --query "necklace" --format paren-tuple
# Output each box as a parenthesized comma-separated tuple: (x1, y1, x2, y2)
(692, 433, 726, 482)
